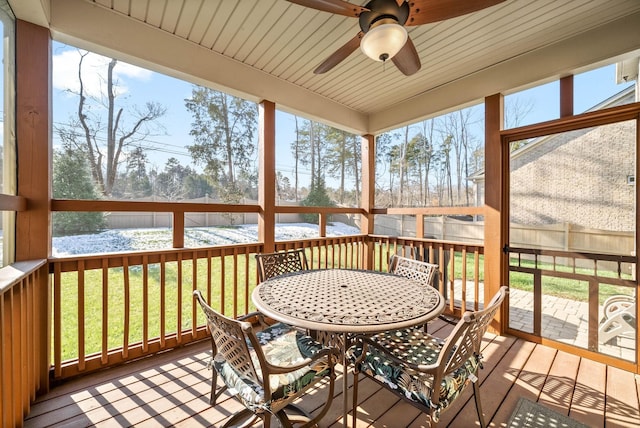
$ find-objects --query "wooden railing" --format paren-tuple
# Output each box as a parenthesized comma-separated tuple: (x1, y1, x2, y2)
(47, 233, 486, 381)
(368, 235, 485, 317)
(48, 235, 370, 380)
(507, 246, 637, 355)
(0, 260, 48, 428)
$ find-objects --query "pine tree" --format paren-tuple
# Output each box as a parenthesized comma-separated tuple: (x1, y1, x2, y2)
(52, 145, 105, 236)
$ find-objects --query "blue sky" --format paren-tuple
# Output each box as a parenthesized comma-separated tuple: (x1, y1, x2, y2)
(51, 41, 635, 190)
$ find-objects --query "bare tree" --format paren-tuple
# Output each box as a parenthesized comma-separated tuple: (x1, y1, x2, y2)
(505, 95, 535, 151)
(60, 51, 166, 196)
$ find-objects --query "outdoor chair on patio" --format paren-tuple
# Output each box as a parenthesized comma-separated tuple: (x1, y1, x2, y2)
(389, 254, 453, 329)
(193, 290, 339, 428)
(349, 286, 508, 428)
(255, 248, 309, 283)
(599, 294, 636, 345)
(389, 254, 438, 288)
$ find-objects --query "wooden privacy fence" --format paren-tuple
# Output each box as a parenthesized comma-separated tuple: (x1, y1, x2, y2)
(101, 197, 357, 230)
(375, 215, 633, 260)
(0, 260, 48, 428)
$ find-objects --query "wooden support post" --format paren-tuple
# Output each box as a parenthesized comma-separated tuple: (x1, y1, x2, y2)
(15, 20, 52, 397)
(318, 213, 326, 237)
(258, 100, 276, 253)
(484, 93, 506, 333)
(172, 211, 184, 248)
(560, 75, 574, 118)
(360, 134, 375, 270)
(16, 20, 51, 262)
(416, 214, 424, 239)
(635, 105, 640, 366)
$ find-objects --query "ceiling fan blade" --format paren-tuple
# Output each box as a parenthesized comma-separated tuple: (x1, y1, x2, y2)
(406, 0, 506, 26)
(392, 36, 421, 76)
(314, 32, 363, 74)
(286, 0, 367, 17)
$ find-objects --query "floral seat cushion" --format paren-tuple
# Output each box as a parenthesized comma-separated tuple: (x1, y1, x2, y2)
(348, 328, 481, 415)
(213, 322, 332, 412)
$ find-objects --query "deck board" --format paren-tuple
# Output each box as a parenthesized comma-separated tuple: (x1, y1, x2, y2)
(570, 357, 606, 427)
(605, 366, 640, 427)
(25, 320, 640, 427)
(539, 350, 580, 415)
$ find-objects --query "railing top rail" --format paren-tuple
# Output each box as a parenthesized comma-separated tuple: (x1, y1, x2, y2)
(52, 199, 366, 215)
(0, 259, 47, 294)
(508, 246, 636, 263)
(368, 234, 485, 250)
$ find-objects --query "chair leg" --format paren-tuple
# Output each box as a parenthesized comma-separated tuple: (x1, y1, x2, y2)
(352, 372, 360, 427)
(210, 368, 228, 406)
(210, 367, 217, 405)
(221, 408, 259, 428)
(473, 381, 486, 428)
(274, 410, 294, 428)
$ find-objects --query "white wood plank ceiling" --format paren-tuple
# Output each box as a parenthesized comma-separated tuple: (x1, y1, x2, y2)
(10, 0, 640, 134)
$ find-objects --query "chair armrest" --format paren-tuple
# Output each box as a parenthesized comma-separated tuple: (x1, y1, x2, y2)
(238, 311, 272, 328)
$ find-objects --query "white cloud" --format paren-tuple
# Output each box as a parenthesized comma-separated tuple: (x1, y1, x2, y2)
(52, 49, 152, 98)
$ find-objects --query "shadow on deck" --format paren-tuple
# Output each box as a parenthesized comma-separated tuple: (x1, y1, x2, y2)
(25, 319, 640, 427)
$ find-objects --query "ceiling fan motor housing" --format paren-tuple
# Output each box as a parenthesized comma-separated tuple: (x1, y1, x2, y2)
(359, 0, 410, 32)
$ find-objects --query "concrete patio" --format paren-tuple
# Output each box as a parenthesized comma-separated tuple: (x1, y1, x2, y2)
(452, 281, 636, 361)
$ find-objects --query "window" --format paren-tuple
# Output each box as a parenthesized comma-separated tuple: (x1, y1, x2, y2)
(0, 0, 15, 267)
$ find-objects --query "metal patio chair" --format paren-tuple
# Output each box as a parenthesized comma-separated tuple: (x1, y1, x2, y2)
(193, 290, 339, 428)
(389, 254, 439, 289)
(389, 254, 452, 329)
(349, 286, 508, 427)
(255, 249, 309, 283)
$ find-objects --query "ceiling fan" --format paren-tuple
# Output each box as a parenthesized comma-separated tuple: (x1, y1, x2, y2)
(288, 0, 506, 76)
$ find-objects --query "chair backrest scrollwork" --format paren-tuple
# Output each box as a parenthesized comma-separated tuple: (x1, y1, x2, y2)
(255, 249, 309, 283)
(389, 254, 438, 289)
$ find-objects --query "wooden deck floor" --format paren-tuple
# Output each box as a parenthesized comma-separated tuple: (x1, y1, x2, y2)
(25, 319, 640, 427)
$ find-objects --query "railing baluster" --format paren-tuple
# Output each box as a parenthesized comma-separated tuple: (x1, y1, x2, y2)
(474, 249, 480, 311)
(53, 263, 62, 378)
(192, 252, 198, 338)
(243, 251, 250, 314)
(27, 274, 35, 402)
(101, 258, 108, 365)
(160, 254, 166, 348)
(232, 248, 238, 319)
(78, 260, 85, 371)
(123, 257, 130, 359)
(142, 255, 149, 352)
(220, 252, 225, 314)
(207, 250, 213, 305)
(448, 246, 455, 313)
(16, 283, 24, 421)
(461, 248, 467, 313)
(177, 252, 183, 344)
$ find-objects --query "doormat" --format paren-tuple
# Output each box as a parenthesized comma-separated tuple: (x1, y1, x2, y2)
(507, 397, 589, 428)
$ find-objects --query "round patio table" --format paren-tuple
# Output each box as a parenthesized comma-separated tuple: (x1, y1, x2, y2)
(252, 268, 445, 426)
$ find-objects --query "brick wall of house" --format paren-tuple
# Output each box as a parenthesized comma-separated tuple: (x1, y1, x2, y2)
(509, 120, 635, 231)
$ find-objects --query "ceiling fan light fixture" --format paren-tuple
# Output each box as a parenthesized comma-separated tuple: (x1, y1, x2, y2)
(360, 22, 407, 62)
